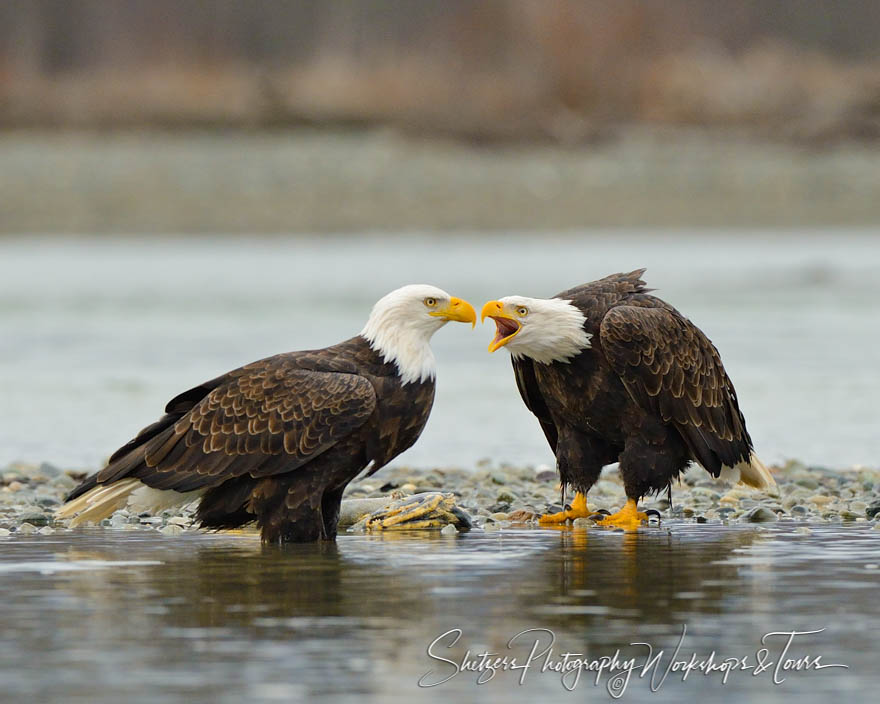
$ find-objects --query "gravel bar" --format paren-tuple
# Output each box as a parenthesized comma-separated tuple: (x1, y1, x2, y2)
(2, 460, 879, 537)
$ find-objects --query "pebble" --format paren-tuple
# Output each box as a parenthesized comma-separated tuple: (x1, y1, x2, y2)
(38, 526, 55, 535)
(159, 524, 185, 536)
(4, 461, 880, 536)
(496, 491, 517, 504)
(440, 524, 458, 536)
(0, 528, 10, 537)
(743, 506, 778, 523)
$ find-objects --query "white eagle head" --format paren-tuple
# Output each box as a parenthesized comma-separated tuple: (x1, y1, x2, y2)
(361, 284, 476, 384)
(481, 296, 592, 364)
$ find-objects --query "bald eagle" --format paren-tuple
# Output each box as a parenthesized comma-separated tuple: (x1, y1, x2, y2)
(481, 270, 774, 528)
(58, 285, 476, 542)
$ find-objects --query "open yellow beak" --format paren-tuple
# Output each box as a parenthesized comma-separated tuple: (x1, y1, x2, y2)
(481, 300, 522, 352)
(430, 296, 476, 327)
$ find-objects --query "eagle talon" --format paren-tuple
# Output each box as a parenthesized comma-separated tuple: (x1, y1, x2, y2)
(538, 492, 593, 525)
(595, 499, 649, 529)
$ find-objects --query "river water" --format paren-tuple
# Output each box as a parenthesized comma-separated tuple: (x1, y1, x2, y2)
(1, 524, 877, 703)
(1, 232, 879, 703)
(1, 231, 878, 470)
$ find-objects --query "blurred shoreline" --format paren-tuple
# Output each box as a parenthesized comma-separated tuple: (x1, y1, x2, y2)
(3, 127, 880, 234)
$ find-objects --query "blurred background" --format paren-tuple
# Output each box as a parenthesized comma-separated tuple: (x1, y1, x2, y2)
(1, 1, 878, 471)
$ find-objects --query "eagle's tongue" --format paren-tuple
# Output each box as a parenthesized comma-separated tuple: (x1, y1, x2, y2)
(491, 316, 519, 345)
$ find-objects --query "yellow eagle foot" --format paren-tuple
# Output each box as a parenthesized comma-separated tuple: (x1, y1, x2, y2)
(539, 492, 594, 525)
(595, 499, 648, 530)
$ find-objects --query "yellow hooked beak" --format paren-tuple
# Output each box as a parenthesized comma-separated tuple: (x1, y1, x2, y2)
(481, 300, 522, 352)
(430, 296, 476, 327)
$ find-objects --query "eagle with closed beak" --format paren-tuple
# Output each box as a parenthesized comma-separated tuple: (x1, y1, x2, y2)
(58, 285, 476, 542)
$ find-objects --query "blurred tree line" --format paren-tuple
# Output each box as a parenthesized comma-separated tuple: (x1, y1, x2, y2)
(1, 0, 879, 141)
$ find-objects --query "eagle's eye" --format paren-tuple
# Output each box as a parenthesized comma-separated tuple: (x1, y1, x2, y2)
(424, 297, 437, 307)
(517, 306, 529, 317)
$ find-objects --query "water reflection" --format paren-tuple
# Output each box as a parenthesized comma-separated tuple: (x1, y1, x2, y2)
(0, 525, 875, 702)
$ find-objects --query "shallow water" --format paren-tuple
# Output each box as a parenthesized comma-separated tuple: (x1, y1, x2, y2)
(1, 523, 877, 703)
(1, 231, 879, 471)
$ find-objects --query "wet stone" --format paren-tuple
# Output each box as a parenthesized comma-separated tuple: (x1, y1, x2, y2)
(744, 506, 779, 523)
(496, 490, 517, 504)
(160, 524, 185, 536)
(17, 523, 38, 535)
(19, 512, 51, 526)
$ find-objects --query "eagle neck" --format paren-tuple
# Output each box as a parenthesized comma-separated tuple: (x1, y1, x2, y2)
(357, 330, 437, 386)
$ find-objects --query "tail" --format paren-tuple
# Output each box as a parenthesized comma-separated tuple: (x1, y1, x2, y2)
(719, 453, 776, 491)
(56, 478, 202, 527)
(56, 478, 143, 527)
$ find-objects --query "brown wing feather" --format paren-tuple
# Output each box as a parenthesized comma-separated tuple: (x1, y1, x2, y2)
(94, 356, 377, 493)
(511, 356, 558, 453)
(599, 304, 753, 474)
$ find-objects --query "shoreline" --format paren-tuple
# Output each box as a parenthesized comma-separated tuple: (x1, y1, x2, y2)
(2, 460, 878, 537)
(3, 129, 880, 233)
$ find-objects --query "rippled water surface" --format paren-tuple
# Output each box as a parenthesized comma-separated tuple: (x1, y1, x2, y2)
(1, 524, 877, 703)
(1, 231, 879, 470)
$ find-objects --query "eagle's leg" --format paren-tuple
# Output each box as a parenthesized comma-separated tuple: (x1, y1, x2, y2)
(538, 492, 594, 524)
(595, 498, 648, 529)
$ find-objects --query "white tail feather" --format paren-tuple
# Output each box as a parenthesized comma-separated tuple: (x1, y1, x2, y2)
(56, 478, 203, 527)
(720, 453, 776, 491)
(56, 478, 142, 526)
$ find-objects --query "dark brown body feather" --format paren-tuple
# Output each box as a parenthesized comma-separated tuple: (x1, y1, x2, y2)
(513, 269, 755, 501)
(66, 336, 434, 542)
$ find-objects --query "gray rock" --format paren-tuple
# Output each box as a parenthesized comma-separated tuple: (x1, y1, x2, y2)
(51, 474, 77, 490)
(17, 523, 38, 535)
(440, 524, 458, 536)
(38, 462, 63, 478)
(18, 512, 51, 526)
(744, 506, 778, 523)
(160, 524, 185, 536)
